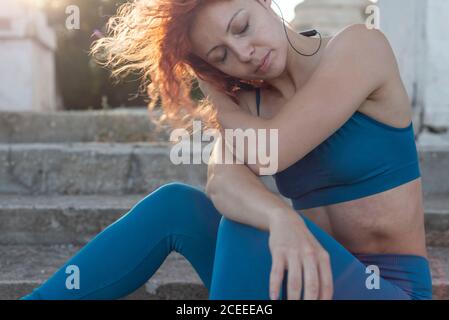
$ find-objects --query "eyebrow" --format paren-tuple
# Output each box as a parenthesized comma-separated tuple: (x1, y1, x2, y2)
(206, 8, 244, 59)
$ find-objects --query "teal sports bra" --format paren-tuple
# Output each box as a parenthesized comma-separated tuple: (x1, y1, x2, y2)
(255, 87, 421, 210)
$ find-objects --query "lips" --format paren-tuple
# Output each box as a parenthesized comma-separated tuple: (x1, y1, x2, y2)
(257, 50, 271, 73)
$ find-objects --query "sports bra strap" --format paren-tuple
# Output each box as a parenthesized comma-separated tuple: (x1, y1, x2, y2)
(255, 87, 261, 117)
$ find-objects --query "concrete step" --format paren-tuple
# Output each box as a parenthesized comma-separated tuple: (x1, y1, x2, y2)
(0, 194, 148, 245)
(0, 176, 278, 246)
(0, 193, 447, 246)
(0, 244, 206, 300)
(0, 142, 207, 195)
(0, 140, 447, 196)
(427, 246, 449, 300)
(0, 109, 447, 196)
(0, 244, 447, 300)
(0, 109, 170, 143)
(424, 194, 449, 247)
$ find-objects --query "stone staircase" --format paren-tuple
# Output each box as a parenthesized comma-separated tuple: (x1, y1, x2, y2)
(0, 109, 448, 300)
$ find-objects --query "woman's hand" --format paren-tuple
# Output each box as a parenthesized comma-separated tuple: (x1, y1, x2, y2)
(268, 212, 333, 300)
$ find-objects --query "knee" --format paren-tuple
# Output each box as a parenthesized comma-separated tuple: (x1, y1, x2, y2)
(132, 181, 221, 235)
(135, 181, 209, 215)
(156, 181, 198, 194)
(154, 181, 206, 203)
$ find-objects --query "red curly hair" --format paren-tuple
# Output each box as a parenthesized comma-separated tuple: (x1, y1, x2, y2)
(90, 0, 270, 135)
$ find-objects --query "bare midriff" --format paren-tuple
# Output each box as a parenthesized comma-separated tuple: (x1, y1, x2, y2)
(299, 178, 428, 259)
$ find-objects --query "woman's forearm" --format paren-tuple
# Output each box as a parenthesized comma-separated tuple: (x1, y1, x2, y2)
(206, 164, 301, 232)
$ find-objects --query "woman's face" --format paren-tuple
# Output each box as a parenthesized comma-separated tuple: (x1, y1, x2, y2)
(188, 0, 287, 80)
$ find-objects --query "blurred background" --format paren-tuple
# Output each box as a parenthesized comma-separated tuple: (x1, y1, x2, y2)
(1, 0, 448, 134)
(0, 0, 448, 300)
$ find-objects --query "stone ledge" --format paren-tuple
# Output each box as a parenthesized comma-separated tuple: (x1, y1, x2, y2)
(0, 193, 447, 246)
(0, 109, 170, 143)
(0, 142, 207, 195)
(0, 141, 447, 197)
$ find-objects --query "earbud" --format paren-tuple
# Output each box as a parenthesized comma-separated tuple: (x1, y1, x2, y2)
(300, 30, 319, 37)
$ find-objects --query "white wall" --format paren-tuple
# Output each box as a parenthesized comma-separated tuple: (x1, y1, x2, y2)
(379, 0, 449, 130)
(423, 0, 449, 129)
(0, 41, 34, 111)
(0, 1, 57, 112)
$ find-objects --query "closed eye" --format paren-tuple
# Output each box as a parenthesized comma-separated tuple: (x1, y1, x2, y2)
(220, 22, 250, 63)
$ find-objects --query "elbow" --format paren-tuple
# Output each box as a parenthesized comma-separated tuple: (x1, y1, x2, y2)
(205, 168, 233, 205)
(205, 176, 217, 199)
(205, 170, 223, 199)
(247, 163, 263, 176)
(249, 162, 282, 176)
(205, 174, 226, 212)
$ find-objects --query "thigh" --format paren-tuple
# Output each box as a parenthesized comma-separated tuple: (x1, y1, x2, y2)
(21, 182, 223, 299)
(209, 213, 410, 300)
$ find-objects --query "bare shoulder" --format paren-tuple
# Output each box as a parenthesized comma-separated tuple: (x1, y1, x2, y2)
(321, 24, 398, 79)
(322, 24, 411, 126)
(326, 24, 394, 57)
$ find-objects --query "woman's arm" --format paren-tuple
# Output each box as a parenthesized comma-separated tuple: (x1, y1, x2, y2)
(203, 90, 333, 299)
(205, 133, 295, 232)
(209, 25, 395, 175)
(201, 84, 294, 229)
(206, 137, 333, 300)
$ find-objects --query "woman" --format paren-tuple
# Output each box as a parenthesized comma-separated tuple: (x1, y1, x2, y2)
(20, 0, 432, 300)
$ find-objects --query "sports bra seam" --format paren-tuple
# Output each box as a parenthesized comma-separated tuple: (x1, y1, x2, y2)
(255, 87, 261, 117)
(284, 160, 420, 201)
(354, 111, 413, 132)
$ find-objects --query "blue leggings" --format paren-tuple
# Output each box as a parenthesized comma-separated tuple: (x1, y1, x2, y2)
(20, 182, 432, 300)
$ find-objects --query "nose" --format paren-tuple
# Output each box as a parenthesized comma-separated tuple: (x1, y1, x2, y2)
(231, 41, 255, 63)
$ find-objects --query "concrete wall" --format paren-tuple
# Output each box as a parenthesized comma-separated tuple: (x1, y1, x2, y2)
(292, 0, 370, 36)
(378, 0, 427, 131)
(379, 0, 449, 131)
(423, 0, 449, 129)
(292, 0, 449, 132)
(0, 1, 57, 112)
(0, 40, 34, 111)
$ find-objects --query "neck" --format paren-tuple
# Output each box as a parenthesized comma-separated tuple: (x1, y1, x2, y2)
(266, 27, 329, 100)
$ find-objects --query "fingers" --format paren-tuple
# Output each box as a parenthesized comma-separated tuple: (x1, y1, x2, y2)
(287, 254, 302, 300)
(318, 251, 334, 300)
(302, 253, 320, 300)
(269, 251, 285, 300)
(270, 248, 333, 300)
